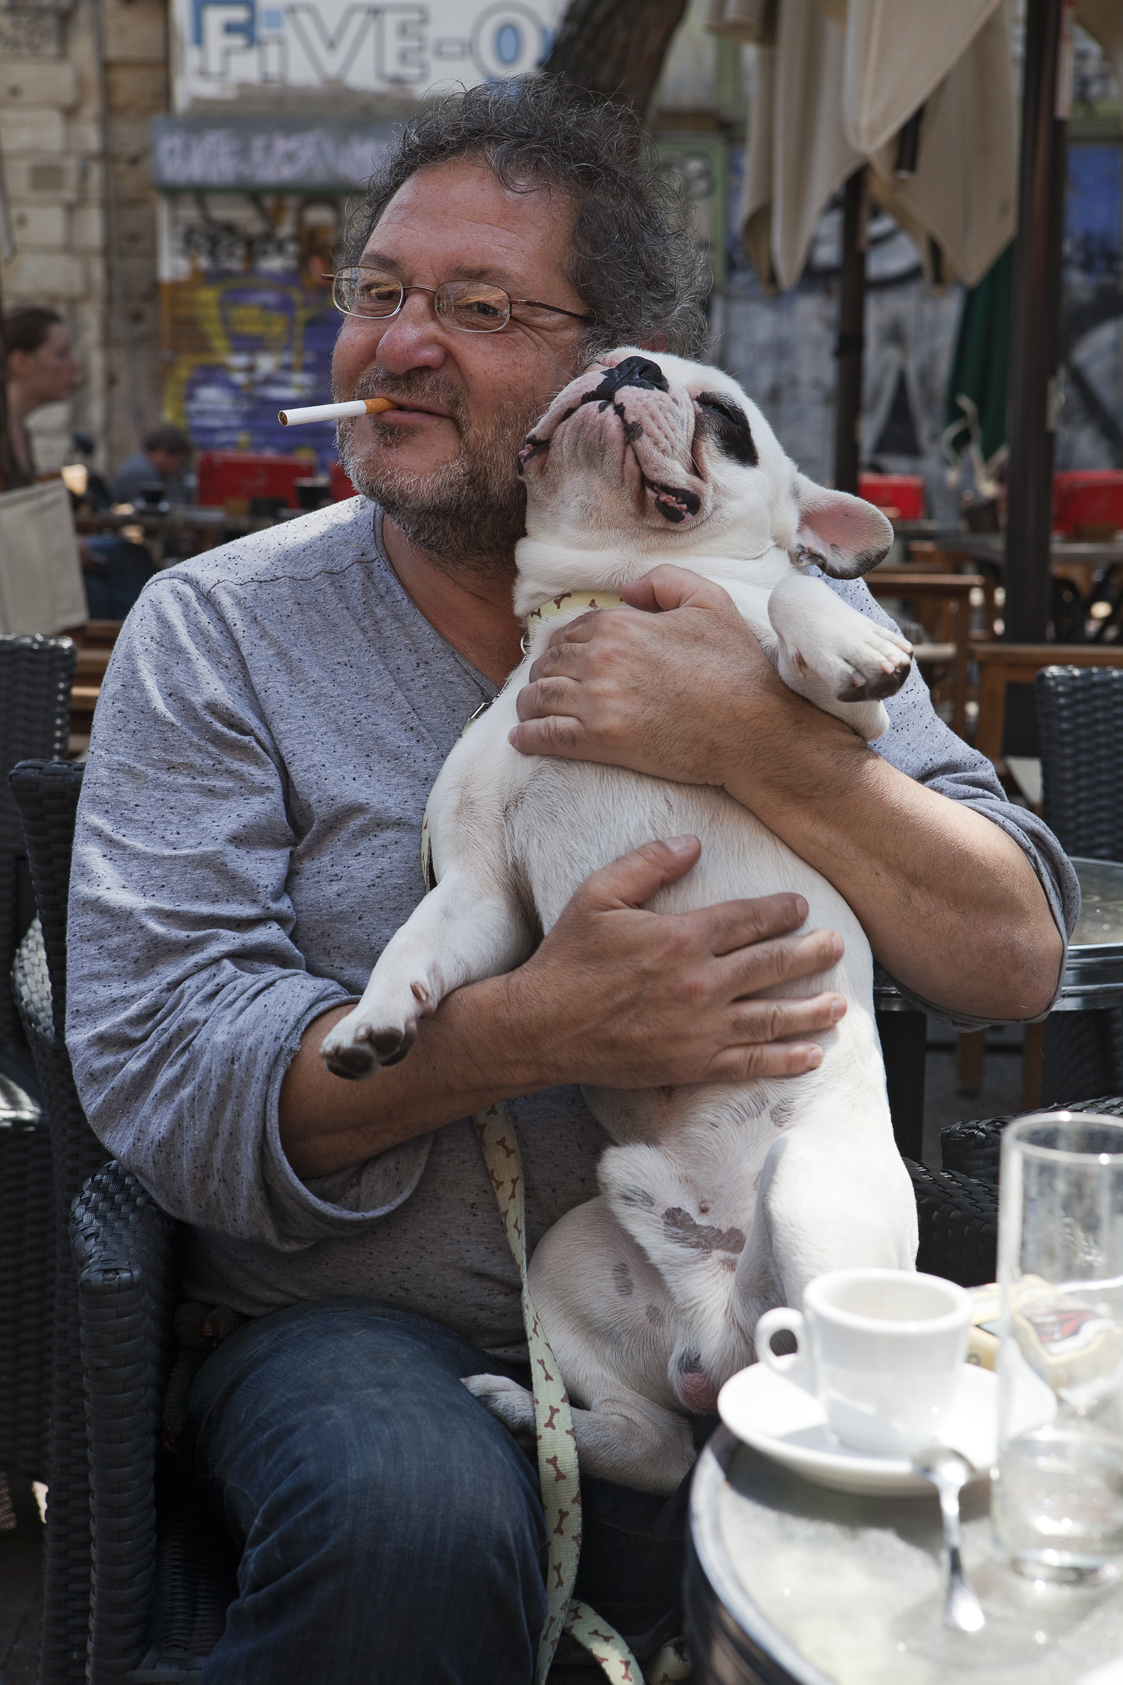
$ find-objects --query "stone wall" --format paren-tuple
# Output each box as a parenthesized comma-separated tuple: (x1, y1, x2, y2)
(0, 0, 168, 478)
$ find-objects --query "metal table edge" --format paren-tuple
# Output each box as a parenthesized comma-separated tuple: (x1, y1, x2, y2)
(687, 1427, 835, 1685)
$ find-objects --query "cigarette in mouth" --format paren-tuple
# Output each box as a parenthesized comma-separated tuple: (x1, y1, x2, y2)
(278, 397, 397, 426)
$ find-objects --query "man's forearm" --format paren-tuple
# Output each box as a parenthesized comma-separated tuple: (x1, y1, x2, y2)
(279, 981, 548, 1179)
(725, 695, 1065, 1021)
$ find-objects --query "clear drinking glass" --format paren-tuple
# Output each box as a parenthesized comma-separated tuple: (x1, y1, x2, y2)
(992, 1112, 1123, 1583)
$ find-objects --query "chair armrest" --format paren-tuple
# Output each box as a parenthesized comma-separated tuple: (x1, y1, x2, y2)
(71, 1162, 182, 1682)
(941, 1095, 1123, 1188)
(904, 1159, 997, 1288)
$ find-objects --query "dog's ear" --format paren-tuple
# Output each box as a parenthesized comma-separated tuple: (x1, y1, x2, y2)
(791, 475, 893, 578)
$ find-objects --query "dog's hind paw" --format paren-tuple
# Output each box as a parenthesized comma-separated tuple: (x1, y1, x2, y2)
(462, 1373, 537, 1449)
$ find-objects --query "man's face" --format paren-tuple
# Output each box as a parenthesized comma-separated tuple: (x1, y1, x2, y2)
(331, 158, 590, 570)
(147, 447, 187, 479)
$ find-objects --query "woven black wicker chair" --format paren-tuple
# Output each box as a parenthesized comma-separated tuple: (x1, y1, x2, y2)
(1035, 666, 1123, 1103)
(0, 641, 75, 1499)
(1, 634, 75, 1083)
(942, 1093, 1123, 1190)
(0, 1067, 53, 1489)
(10, 761, 113, 1685)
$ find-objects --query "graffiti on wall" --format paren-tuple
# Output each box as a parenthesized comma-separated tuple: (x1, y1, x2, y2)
(159, 192, 346, 465)
(1057, 140, 1123, 470)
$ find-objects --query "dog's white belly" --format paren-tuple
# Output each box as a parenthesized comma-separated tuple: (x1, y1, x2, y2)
(502, 752, 913, 1412)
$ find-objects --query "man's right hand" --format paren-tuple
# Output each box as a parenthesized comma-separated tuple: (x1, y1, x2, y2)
(280, 835, 845, 1179)
(507, 835, 845, 1090)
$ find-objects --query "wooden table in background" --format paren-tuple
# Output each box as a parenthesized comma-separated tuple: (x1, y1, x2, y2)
(866, 571, 986, 738)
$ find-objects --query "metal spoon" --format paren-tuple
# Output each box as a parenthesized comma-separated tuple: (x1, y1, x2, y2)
(912, 1445, 986, 1632)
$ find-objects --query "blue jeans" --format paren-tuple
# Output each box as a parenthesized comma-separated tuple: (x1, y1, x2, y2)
(187, 1298, 690, 1683)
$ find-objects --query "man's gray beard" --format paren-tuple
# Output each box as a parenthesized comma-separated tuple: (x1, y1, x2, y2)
(338, 390, 541, 577)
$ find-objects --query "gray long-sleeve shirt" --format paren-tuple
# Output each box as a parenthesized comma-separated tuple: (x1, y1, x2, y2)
(66, 497, 1079, 1355)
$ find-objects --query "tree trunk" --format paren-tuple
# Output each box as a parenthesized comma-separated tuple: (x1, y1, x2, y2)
(542, 0, 689, 115)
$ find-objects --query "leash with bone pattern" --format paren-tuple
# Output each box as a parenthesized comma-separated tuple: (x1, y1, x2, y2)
(421, 591, 690, 1684)
(473, 1101, 684, 1684)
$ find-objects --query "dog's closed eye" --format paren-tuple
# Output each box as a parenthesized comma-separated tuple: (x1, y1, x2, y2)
(695, 393, 758, 468)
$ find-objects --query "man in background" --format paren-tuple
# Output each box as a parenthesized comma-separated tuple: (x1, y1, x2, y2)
(111, 421, 193, 507)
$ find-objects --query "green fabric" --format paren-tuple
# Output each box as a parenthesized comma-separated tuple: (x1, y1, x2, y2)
(944, 242, 1014, 465)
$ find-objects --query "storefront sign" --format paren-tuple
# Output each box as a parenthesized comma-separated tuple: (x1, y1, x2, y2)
(152, 118, 396, 191)
(173, 0, 562, 108)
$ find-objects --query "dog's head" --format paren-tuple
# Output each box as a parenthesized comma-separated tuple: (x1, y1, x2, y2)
(517, 348, 892, 578)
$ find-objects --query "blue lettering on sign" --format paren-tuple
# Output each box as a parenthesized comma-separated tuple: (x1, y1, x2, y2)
(495, 22, 521, 65)
(192, 0, 255, 47)
(262, 7, 283, 28)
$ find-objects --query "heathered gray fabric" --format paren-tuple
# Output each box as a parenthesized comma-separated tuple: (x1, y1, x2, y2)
(66, 496, 1078, 1351)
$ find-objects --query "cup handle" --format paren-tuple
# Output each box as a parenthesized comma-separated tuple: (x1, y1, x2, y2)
(754, 1307, 814, 1392)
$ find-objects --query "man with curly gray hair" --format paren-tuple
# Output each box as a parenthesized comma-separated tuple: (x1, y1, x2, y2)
(334, 76, 708, 571)
(67, 72, 1071, 1685)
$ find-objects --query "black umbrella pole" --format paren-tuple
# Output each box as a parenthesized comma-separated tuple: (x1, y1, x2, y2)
(1004, 0, 1068, 642)
(834, 166, 868, 494)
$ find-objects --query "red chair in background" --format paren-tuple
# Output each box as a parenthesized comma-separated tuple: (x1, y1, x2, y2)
(1053, 471, 1123, 539)
(196, 452, 310, 512)
(858, 473, 925, 522)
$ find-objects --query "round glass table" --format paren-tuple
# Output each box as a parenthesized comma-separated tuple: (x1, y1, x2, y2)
(687, 1427, 1123, 1685)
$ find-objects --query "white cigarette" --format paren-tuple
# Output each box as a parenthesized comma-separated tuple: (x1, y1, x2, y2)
(278, 397, 396, 426)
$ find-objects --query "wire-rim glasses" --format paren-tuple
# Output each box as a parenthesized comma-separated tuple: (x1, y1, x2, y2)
(330, 267, 593, 335)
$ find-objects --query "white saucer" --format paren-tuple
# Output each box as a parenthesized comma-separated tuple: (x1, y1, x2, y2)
(717, 1359, 998, 1497)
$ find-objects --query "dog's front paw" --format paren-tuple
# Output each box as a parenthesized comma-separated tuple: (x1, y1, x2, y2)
(462, 1373, 537, 1449)
(823, 622, 913, 703)
(319, 1010, 418, 1079)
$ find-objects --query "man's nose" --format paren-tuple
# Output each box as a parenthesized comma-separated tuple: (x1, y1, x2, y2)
(583, 355, 669, 405)
(364, 291, 448, 372)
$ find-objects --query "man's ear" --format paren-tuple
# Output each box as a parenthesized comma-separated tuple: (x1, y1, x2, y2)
(791, 473, 893, 578)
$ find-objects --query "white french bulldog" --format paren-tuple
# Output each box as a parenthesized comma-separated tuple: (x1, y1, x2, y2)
(321, 350, 919, 1494)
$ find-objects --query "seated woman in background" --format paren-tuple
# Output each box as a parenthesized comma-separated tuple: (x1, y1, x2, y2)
(5, 305, 81, 477)
(5, 306, 151, 620)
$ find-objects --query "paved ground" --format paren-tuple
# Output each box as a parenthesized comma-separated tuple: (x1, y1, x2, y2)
(0, 1024, 1026, 1680)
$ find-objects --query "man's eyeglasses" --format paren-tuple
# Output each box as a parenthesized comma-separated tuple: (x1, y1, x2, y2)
(330, 268, 593, 335)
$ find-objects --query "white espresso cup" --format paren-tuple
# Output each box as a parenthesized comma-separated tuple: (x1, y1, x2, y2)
(754, 1268, 973, 1456)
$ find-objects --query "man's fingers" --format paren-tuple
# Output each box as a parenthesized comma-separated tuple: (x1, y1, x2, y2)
(621, 565, 736, 617)
(572, 836, 701, 911)
(702, 992, 849, 1082)
(716, 927, 845, 995)
(516, 673, 579, 720)
(508, 715, 587, 757)
(728, 990, 846, 1046)
(707, 1039, 827, 1082)
(528, 635, 593, 682)
(680, 891, 813, 956)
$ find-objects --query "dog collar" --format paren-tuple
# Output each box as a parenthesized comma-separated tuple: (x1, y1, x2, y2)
(523, 589, 625, 630)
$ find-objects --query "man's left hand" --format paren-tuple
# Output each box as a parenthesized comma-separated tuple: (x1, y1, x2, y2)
(510, 565, 809, 787)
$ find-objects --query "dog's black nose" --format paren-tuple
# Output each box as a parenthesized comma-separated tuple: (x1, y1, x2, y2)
(583, 355, 669, 407)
